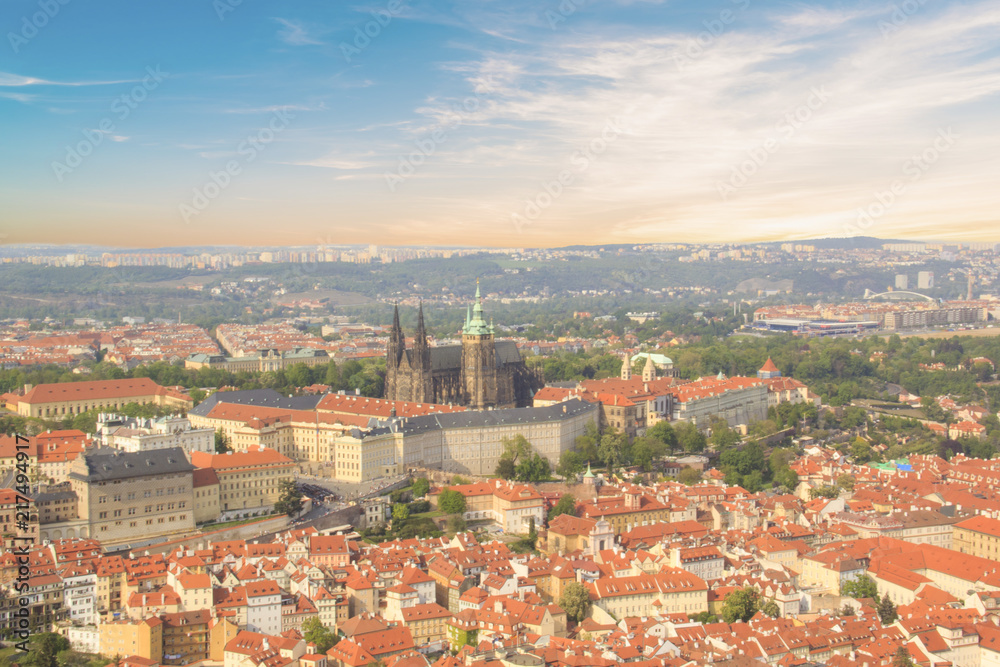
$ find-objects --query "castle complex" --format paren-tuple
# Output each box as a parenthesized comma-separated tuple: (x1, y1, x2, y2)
(384, 282, 543, 409)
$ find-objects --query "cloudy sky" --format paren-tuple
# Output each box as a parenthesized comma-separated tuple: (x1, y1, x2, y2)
(1, 0, 998, 248)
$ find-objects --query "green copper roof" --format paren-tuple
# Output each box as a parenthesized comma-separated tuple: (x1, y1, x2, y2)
(462, 279, 494, 336)
(583, 462, 595, 478)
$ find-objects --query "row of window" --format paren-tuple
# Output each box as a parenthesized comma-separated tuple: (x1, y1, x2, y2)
(98, 514, 187, 530)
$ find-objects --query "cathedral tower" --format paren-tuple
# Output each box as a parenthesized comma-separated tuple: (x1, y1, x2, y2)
(460, 280, 497, 409)
(386, 304, 405, 399)
(412, 302, 433, 402)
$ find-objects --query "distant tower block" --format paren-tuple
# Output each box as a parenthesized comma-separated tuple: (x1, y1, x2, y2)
(918, 271, 934, 289)
(968, 274, 974, 300)
(895, 274, 908, 290)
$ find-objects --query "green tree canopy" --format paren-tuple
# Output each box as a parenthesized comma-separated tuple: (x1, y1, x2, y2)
(548, 494, 577, 522)
(274, 479, 303, 516)
(438, 489, 467, 514)
(677, 466, 702, 485)
(720, 587, 762, 623)
(841, 575, 878, 600)
(302, 617, 338, 653)
(559, 581, 592, 623)
(411, 477, 430, 498)
(674, 421, 707, 453)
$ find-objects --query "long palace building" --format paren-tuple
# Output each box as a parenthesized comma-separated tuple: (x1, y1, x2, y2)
(187, 389, 597, 481)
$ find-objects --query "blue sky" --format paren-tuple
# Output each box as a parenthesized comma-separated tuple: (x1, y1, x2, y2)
(1, 0, 998, 248)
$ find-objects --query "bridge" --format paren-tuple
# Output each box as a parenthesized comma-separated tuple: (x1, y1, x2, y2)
(863, 289, 935, 302)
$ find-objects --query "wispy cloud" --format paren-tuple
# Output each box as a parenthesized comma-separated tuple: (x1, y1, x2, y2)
(273, 18, 324, 46)
(0, 73, 146, 87)
(377, 0, 1000, 243)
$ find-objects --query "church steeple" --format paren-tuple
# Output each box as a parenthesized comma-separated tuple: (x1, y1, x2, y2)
(642, 354, 657, 382)
(463, 278, 491, 336)
(416, 302, 427, 341)
(621, 354, 632, 380)
(389, 304, 404, 365)
(413, 302, 431, 401)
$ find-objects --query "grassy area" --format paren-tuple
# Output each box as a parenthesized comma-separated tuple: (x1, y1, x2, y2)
(410, 510, 444, 519)
(0, 647, 18, 667)
(200, 513, 279, 532)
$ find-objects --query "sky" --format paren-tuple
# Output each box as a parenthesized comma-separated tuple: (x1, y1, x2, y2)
(1, 0, 998, 248)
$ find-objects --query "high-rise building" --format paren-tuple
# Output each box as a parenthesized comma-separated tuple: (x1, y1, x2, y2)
(918, 271, 934, 289)
(895, 274, 908, 290)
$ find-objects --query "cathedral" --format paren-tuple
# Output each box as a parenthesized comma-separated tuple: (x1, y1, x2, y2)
(384, 282, 543, 409)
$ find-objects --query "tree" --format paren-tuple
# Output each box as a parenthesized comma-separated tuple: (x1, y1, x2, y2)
(720, 587, 762, 623)
(674, 421, 707, 453)
(598, 430, 627, 470)
(810, 485, 839, 499)
(710, 420, 741, 450)
(677, 466, 702, 485)
(689, 611, 718, 624)
(878, 592, 898, 625)
(548, 494, 576, 522)
(392, 504, 410, 522)
(631, 435, 666, 471)
(31, 633, 68, 667)
(495, 457, 516, 480)
(891, 646, 915, 667)
(559, 581, 591, 623)
(648, 420, 678, 454)
(841, 603, 856, 617)
(274, 479, 303, 516)
(302, 617, 338, 653)
(516, 452, 552, 482)
(411, 477, 430, 498)
(574, 421, 600, 462)
(836, 473, 855, 491)
(850, 438, 873, 464)
(761, 599, 780, 618)
(215, 429, 232, 453)
(447, 514, 467, 533)
(841, 575, 878, 600)
(438, 489, 467, 515)
(557, 450, 586, 478)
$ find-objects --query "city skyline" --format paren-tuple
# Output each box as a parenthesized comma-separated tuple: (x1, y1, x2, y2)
(2, 0, 999, 247)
